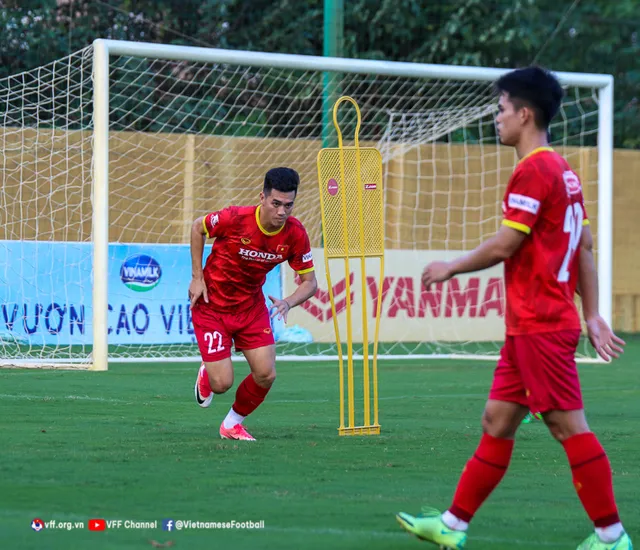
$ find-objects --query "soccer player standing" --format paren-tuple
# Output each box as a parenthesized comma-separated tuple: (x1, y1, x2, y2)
(396, 68, 631, 549)
(189, 167, 317, 441)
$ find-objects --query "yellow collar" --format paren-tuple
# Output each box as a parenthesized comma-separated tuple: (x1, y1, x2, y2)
(255, 205, 285, 236)
(519, 146, 554, 164)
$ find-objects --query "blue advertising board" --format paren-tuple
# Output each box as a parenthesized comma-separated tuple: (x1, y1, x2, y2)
(0, 241, 283, 346)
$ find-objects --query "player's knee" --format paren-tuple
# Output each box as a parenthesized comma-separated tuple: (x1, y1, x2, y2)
(543, 411, 590, 442)
(481, 409, 500, 435)
(252, 368, 276, 388)
(482, 409, 517, 438)
(545, 417, 577, 442)
(209, 375, 233, 394)
(546, 422, 569, 442)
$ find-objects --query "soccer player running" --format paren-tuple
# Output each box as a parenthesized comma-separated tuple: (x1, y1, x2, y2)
(396, 67, 631, 549)
(188, 167, 317, 441)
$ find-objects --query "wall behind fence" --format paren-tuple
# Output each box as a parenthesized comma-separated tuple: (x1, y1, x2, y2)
(1, 128, 637, 330)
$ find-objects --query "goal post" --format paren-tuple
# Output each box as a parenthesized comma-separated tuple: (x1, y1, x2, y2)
(92, 39, 110, 371)
(0, 39, 613, 369)
(596, 78, 614, 334)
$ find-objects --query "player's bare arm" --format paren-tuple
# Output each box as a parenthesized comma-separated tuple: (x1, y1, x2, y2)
(269, 271, 317, 322)
(422, 225, 526, 289)
(189, 215, 209, 308)
(577, 224, 625, 361)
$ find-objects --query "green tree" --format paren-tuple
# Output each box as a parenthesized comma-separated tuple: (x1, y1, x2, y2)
(1, 0, 638, 146)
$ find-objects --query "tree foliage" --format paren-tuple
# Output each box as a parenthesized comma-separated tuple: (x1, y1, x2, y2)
(0, 0, 638, 147)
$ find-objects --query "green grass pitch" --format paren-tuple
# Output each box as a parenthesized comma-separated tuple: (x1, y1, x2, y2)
(1, 337, 638, 549)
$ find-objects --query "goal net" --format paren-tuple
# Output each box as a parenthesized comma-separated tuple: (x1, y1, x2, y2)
(0, 40, 612, 368)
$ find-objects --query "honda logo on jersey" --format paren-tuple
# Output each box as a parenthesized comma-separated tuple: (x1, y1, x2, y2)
(563, 170, 581, 195)
(238, 248, 283, 262)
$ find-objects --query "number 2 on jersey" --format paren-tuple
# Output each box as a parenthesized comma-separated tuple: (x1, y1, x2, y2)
(204, 331, 225, 354)
(557, 203, 584, 282)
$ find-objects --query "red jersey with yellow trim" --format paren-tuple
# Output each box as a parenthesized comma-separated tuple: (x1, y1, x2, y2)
(501, 147, 589, 335)
(201, 205, 314, 312)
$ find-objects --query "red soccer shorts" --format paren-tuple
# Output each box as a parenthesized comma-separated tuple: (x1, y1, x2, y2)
(191, 299, 275, 362)
(489, 329, 583, 412)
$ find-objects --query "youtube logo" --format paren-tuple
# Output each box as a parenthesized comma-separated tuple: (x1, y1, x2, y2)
(88, 519, 106, 531)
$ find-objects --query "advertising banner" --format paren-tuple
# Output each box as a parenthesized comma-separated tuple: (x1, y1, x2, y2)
(0, 242, 282, 346)
(283, 248, 505, 343)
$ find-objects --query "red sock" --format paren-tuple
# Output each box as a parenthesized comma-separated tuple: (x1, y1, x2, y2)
(449, 433, 514, 522)
(232, 374, 271, 417)
(562, 432, 620, 527)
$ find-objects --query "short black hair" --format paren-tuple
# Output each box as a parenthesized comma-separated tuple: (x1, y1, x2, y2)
(495, 66, 564, 129)
(263, 167, 300, 196)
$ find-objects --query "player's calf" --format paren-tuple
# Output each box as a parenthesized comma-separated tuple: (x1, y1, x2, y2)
(194, 364, 214, 408)
(562, 431, 627, 546)
(204, 358, 234, 394)
(194, 360, 234, 408)
(218, 348, 277, 438)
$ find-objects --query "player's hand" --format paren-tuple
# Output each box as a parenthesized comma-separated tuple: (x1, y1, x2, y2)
(586, 315, 625, 361)
(269, 295, 291, 323)
(188, 277, 209, 309)
(422, 261, 453, 290)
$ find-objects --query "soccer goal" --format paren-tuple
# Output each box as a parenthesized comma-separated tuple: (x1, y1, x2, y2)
(0, 39, 613, 369)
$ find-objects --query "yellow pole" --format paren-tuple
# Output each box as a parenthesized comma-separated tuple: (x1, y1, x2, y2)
(333, 98, 354, 430)
(373, 257, 384, 427)
(351, 107, 370, 428)
(316, 156, 346, 432)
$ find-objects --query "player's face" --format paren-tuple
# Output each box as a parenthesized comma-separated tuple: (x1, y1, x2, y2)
(260, 189, 296, 229)
(495, 92, 522, 146)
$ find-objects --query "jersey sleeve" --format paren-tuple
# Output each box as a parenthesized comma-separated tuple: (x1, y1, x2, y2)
(501, 165, 547, 235)
(288, 225, 315, 275)
(202, 207, 233, 239)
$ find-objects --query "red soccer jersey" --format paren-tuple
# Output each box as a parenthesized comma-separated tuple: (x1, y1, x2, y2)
(501, 147, 589, 335)
(200, 205, 314, 312)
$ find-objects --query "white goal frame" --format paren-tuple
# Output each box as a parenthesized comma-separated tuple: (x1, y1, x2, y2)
(91, 39, 614, 371)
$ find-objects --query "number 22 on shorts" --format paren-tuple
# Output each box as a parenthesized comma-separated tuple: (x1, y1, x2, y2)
(204, 331, 225, 354)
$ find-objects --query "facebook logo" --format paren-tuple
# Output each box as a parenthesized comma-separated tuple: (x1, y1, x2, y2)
(162, 519, 174, 531)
